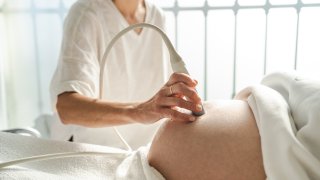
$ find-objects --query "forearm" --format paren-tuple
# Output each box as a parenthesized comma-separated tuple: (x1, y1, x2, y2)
(56, 92, 141, 127)
(55, 73, 204, 127)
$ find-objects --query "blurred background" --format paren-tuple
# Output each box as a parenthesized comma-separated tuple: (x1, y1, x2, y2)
(0, 0, 320, 130)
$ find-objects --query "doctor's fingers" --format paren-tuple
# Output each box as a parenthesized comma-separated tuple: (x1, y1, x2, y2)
(166, 73, 197, 87)
(157, 97, 201, 113)
(163, 82, 201, 103)
(175, 83, 201, 103)
(159, 108, 196, 122)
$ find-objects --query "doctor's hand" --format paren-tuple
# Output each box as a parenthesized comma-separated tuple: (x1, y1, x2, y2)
(136, 73, 203, 124)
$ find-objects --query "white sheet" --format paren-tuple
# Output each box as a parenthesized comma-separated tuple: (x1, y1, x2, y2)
(0, 132, 164, 180)
(1, 71, 320, 179)
(239, 72, 320, 179)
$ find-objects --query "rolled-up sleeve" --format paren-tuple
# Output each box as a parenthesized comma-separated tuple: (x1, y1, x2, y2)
(50, 2, 103, 111)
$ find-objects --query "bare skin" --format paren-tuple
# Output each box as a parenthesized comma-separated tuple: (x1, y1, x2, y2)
(112, 0, 146, 34)
(57, 73, 202, 127)
(56, 0, 203, 128)
(148, 100, 266, 180)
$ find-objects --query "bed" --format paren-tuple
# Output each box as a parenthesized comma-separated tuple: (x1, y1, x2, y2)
(1, 71, 320, 180)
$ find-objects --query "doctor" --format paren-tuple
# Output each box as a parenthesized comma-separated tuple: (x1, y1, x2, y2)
(50, 0, 202, 149)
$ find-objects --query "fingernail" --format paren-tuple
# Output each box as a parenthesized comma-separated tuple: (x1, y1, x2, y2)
(196, 104, 202, 111)
(194, 79, 198, 85)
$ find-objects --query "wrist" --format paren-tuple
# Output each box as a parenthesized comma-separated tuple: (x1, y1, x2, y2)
(131, 101, 157, 124)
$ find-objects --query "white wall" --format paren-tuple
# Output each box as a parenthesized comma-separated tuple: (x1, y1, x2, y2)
(0, 12, 8, 129)
(0, 50, 7, 130)
(0, 0, 75, 129)
(1, 0, 320, 129)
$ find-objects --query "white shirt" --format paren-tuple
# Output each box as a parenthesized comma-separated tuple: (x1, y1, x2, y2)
(50, 0, 171, 150)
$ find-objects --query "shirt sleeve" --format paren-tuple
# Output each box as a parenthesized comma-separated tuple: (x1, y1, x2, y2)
(50, 2, 103, 110)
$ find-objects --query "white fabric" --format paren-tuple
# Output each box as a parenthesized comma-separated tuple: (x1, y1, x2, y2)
(0, 132, 165, 180)
(239, 72, 320, 179)
(50, 0, 171, 149)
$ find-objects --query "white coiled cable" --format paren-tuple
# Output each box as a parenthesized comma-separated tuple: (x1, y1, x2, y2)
(0, 23, 203, 169)
(100, 23, 191, 152)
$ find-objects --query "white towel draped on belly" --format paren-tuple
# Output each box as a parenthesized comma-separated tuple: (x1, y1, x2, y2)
(1, 71, 319, 180)
(239, 72, 320, 180)
(0, 132, 164, 180)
